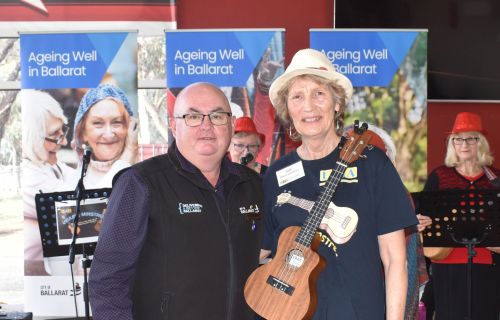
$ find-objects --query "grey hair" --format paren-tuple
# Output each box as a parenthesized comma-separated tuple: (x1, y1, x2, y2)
(22, 90, 67, 164)
(343, 122, 397, 162)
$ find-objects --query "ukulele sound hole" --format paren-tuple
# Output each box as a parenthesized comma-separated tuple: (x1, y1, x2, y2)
(286, 249, 305, 269)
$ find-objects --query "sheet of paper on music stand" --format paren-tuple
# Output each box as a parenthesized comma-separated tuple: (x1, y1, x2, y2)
(55, 197, 108, 245)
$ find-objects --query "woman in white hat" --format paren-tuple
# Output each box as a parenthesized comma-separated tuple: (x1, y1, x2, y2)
(257, 49, 417, 319)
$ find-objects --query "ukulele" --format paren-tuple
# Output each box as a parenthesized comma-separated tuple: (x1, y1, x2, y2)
(244, 121, 371, 320)
(276, 192, 358, 244)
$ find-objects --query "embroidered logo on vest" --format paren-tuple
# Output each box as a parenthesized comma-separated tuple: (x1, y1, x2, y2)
(239, 204, 261, 231)
(239, 204, 260, 215)
(178, 203, 203, 215)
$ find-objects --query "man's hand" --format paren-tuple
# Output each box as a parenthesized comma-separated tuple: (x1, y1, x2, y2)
(119, 117, 139, 164)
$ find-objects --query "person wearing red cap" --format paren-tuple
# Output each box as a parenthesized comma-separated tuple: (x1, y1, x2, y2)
(228, 116, 268, 175)
(419, 111, 500, 320)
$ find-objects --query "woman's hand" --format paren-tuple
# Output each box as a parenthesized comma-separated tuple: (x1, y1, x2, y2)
(486, 247, 500, 254)
(119, 117, 139, 164)
(416, 214, 432, 232)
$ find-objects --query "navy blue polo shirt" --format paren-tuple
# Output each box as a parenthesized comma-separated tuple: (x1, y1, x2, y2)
(262, 146, 417, 319)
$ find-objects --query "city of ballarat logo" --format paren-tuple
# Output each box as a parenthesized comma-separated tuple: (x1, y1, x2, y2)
(239, 204, 260, 215)
(239, 204, 262, 222)
(178, 203, 203, 215)
(40, 283, 82, 296)
(239, 204, 262, 229)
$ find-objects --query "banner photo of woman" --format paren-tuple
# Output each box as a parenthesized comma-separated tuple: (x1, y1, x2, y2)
(20, 31, 138, 317)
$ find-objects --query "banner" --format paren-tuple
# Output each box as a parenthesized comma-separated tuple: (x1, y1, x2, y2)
(20, 31, 138, 316)
(21, 32, 131, 89)
(311, 29, 428, 190)
(165, 29, 288, 165)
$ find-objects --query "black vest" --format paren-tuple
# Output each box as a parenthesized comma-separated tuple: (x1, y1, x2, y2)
(131, 145, 263, 320)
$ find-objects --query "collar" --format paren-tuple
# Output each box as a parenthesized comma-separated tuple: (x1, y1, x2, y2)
(170, 140, 240, 188)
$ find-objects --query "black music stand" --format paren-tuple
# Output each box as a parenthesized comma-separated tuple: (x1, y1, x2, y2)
(35, 188, 111, 320)
(412, 189, 500, 320)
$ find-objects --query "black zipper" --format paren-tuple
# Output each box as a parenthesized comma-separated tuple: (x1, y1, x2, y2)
(212, 190, 234, 320)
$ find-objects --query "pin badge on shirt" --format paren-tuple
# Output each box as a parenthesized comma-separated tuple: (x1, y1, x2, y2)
(240, 205, 261, 232)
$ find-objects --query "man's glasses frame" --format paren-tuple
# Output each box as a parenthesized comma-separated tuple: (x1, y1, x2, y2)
(44, 124, 69, 145)
(174, 112, 232, 127)
(452, 137, 479, 145)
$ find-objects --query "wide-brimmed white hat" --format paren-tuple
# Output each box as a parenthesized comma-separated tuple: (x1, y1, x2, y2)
(269, 48, 353, 107)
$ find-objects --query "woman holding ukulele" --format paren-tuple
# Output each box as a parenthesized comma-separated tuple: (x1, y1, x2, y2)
(250, 49, 417, 320)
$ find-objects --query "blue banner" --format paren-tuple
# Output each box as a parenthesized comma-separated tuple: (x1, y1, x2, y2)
(20, 32, 131, 89)
(310, 30, 419, 87)
(165, 30, 279, 87)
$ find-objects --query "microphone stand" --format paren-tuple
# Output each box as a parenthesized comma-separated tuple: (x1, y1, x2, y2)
(68, 148, 91, 320)
(449, 232, 487, 320)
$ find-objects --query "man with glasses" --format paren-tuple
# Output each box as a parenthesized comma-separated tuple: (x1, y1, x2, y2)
(89, 82, 264, 320)
(228, 116, 268, 175)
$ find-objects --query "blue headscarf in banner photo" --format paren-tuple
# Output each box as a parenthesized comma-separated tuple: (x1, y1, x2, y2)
(165, 30, 277, 88)
(310, 30, 419, 87)
(20, 32, 130, 89)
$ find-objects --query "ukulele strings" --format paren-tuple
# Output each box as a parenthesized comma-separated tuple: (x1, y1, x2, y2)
(292, 196, 347, 224)
(274, 135, 362, 289)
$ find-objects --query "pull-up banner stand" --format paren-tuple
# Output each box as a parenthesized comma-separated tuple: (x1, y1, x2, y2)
(165, 29, 286, 165)
(309, 29, 428, 189)
(20, 31, 138, 318)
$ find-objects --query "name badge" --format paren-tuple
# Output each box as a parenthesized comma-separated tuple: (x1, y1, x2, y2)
(276, 161, 305, 187)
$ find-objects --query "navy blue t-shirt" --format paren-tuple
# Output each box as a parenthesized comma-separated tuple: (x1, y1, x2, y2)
(262, 146, 417, 320)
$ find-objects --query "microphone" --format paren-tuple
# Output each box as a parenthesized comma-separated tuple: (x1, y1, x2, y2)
(81, 144, 92, 177)
(240, 153, 254, 166)
(70, 145, 92, 265)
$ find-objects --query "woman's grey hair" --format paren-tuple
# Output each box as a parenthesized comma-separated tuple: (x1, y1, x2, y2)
(273, 74, 349, 140)
(343, 122, 397, 162)
(444, 132, 493, 167)
(232, 131, 263, 146)
(22, 90, 67, 164)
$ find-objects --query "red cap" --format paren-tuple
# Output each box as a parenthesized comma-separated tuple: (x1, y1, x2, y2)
(234, 117, 265, 144)
(449, 112, 486, 134)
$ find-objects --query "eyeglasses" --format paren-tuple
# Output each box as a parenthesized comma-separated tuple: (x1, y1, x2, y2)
(452, 137, 479, 145)
(44, 124, 69, 145)
(232, 143, 260, 152)
(174, 112, 232, 127)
